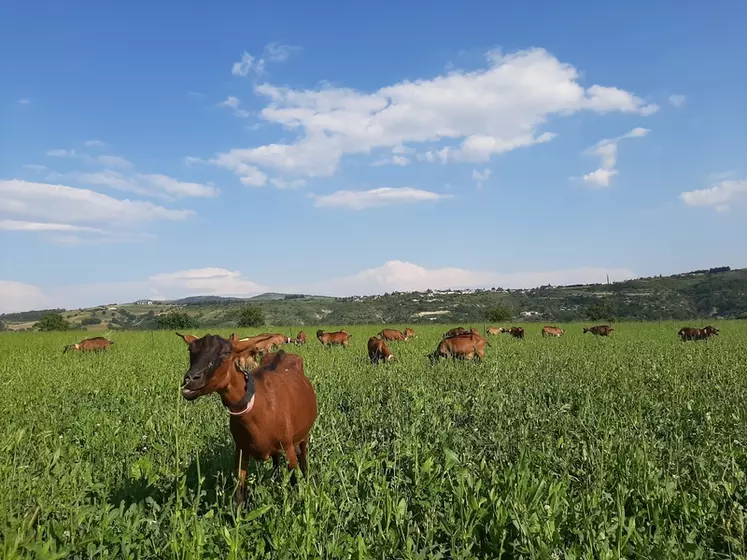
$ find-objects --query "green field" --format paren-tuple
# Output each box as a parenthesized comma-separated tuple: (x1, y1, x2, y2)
(1, 322, 746, 558)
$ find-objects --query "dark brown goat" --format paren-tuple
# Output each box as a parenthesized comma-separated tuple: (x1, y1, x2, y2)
(176, 332, 317, 508)
(678, 325, 719, 341)
(63, 336, 115, 354)
(316, 329, 351, 348)
(367, 336, 397, 364)
(583, 325, 614, 336)
(503, 327, 525, 339)
(443, 327, 469, 338)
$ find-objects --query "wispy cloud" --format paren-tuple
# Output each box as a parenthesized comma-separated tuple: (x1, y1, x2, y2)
(472, 168, 492, 189)
(46, 148, 133, 168)
(71, 169, 220, 199)
(217, 96, 252, 118)
(312, 187, 452, 210)
(581, 127, 650, 188)
(17, 98, 30, 105)
(231, 41, 299, 77)
(668, 94, 687, 108)
(84, 139, 106, 148)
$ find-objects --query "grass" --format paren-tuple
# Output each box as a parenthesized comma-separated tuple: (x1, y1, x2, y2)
(1, 321, 746, 558)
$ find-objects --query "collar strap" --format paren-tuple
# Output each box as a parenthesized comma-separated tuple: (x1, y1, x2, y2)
(229, 364, 256, 416)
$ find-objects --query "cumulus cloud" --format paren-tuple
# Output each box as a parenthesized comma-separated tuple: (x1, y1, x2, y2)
(668, 94, 686, 108)
(581, 127, 650, 187)
(0, 281, 49, 313)
(679, 179, 747, 212)
(206, 47, 657, 186)
(312, 187, 452, 210)
(0, 179, 193, 226)
(231, 42, 298, 77)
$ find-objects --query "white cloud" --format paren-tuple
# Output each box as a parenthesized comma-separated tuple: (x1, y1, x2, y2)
(149, 268, 269, 297)
(46, 148, 133, 168)
(207, 47, 657, 186)
(680, 179, 747, 212)
(472, 168, 492, 188)
(312, 187, 452, 210)
(65, 170, 219, 199)
(23, 164, 48, 172)
(231, 42, 298, 77)
(47, 148, 74, 157)
(0, 281, 49, 313)
(217, 96, 252, 118)
(96, 155, 133, 169)
(0, 219, 105, 233)
(84, 139, 106, 148)
(0, 179, 193, 225)
(581, 127, 650, 188)
(668, 94, 686, 108)
(17, 98, 30, 105)
(270, 177, 306, 189)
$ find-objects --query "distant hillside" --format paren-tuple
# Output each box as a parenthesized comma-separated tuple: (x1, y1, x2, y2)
(2, 266, 745, 331)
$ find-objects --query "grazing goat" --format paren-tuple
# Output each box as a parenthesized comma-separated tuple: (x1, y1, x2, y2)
(503, 327, 525, 339)
(485, 326, 504, 336)
(176, 332, 317, 508)
(377, 328, 407, 341)
(429, 332, 488, 364)
(63, 336, 115, 354)
(583, 325, 614, 336)
(367, 336, 397, 364)
(443, 327, 469, 338)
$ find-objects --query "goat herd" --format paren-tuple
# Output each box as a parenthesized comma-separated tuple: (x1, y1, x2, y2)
(55, 321, 721, 508)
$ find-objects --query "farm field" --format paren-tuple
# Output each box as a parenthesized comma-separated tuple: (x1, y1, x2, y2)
(1, 322, 746, 558)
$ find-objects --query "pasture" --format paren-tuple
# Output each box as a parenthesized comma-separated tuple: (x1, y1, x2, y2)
(1, 322, 746, 558)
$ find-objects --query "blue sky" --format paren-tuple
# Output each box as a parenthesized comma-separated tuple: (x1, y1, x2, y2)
(1, 0, 746, 312)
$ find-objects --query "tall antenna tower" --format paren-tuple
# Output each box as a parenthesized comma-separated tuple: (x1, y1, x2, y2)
(606, 274, 610, 285)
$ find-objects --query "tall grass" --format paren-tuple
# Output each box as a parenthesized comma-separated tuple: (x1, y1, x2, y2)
(1, 322, 746, 558)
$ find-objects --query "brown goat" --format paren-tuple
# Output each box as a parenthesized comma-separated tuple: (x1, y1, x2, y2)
(503, 327, 525, 339)
(443, 327, 469, 338)
(63, 336, 115, 354)
(176, 332, 317, 508)
(485, 326, 504, 336)
(293, 331, 307, 345)
(678, 325, 719, 341)
(316, 329, 351, 348)
(429, 332, 488, 364)
(403, 328, 416, 339)
(377, 328, 407, 341)
(542, 326, 565, 337)
(583, 325, 614, 336)
(367, 336, 397, 364)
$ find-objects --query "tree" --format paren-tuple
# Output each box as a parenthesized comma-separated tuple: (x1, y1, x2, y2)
(81, 317, 102, 326)
(586, 302, 614, 322)
(237, 306, 265, 328)
(155, 312, 199, 330)
(485, 305, 513, 322)
(0, 320, 6, 332)
(34, 313, 71, 331)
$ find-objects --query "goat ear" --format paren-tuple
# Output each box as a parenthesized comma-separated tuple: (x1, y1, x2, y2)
(175, 332, 197, 344)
